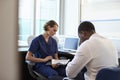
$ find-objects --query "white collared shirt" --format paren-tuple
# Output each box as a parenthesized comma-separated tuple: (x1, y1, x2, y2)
(66, 33, 118, 80)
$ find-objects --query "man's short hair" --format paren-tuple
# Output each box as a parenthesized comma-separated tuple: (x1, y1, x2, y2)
(78, 21, 95, 33)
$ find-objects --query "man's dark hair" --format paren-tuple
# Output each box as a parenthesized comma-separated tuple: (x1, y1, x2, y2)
(78, 21, 95, 33)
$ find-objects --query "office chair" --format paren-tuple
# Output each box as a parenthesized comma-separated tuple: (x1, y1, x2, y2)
(27, 35, 36, 46)
(27, 35, 48, 79)
(26, 61, 48, 80)
(96, 67, 120, 80)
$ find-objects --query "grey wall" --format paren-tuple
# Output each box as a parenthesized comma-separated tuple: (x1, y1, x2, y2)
(0, 0, 20, 80)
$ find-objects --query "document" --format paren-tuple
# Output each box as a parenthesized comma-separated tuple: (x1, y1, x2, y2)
(52, 59, 70, 65)
(69, 52, 76, 55)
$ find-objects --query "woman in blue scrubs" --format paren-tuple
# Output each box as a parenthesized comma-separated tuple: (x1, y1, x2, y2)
(26, 20, 66, 79)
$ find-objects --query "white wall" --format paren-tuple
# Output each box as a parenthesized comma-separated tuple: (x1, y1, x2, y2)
(0, 0, 20, 80)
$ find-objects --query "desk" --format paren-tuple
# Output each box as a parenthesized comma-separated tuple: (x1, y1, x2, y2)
(18, 47, 120, 65)
(58, 49, 76, 55)
(18, 47, 28, 52)
(58, 51, 74, 60)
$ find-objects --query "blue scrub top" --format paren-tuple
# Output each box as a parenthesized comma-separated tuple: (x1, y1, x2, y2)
(28, 35, 58, 68)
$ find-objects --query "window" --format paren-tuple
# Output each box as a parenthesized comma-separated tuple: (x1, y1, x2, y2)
(35, 0, 60, 35)
(81, 0, 120, 39)
(18, 0, 34, 46)
(64, 0, 80, 36)
(18, 0, 60, 46)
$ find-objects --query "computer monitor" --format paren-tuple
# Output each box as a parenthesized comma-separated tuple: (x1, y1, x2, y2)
(63, 37, 79, 51)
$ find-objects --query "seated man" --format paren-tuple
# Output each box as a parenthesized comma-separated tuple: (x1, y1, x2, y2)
(66, 21, 119, 80)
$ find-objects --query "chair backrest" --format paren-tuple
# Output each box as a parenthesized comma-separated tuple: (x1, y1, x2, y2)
(27, 35, 36, 46)
(96, 67, 120, 80)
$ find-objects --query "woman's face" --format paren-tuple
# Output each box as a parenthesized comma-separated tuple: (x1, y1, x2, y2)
(47, 25, 58, 36)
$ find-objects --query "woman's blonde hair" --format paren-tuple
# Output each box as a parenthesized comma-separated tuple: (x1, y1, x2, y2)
(44, 20, 58, 31)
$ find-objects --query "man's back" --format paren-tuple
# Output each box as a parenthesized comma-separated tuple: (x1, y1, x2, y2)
(66, 21, 119, 80)
(83, 33, 118, 80)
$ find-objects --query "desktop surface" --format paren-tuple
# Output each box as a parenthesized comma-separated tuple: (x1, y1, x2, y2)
(18, 47, 28, 52)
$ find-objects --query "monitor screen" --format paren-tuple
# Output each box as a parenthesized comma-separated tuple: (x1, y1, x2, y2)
(64, 37, 79, 51)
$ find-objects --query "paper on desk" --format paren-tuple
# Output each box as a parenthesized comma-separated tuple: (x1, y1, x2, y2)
(69, 52, 76, 55)
(52, 59, 70, 65)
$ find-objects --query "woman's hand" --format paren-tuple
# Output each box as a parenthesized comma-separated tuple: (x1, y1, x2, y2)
(43, 56, 52, 62)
